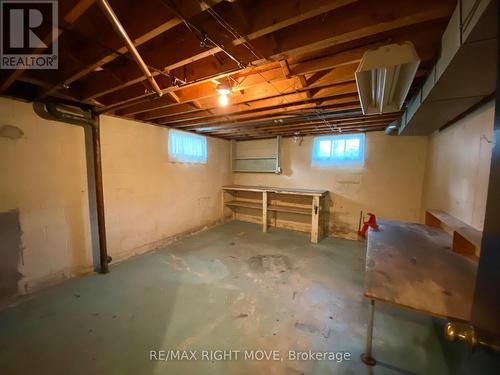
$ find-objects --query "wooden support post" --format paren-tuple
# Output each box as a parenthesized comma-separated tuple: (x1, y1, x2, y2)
(221, 190, 231, 220)
(262, 191, 268, 232)
(91, 117, 109, 274)
(311, 196, 320, 243)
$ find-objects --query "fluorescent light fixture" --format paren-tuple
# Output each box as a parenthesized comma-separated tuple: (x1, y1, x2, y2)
(355, 42, 420, 114)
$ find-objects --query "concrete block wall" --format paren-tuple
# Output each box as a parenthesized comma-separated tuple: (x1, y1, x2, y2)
(232, 133, 428, 239)
(0, 94, 493, 304)
(421, 100, 495, 230)
(0, 98, 231, 303)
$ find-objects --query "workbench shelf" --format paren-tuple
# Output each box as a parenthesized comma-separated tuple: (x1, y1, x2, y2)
(222, 185, 328, 243)
(269, 205, 311, 215)
(232, 156, 276, 160)
(224, 200, 312, 215)
(225, 200, 262, 210)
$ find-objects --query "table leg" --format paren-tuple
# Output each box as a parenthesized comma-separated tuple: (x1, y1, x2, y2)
(361, 299, 377, 366)
(311, 196, 319, 243)
(262, 191, 268, 233)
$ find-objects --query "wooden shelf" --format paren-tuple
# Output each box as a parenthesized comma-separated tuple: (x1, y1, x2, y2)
(222, 185, 327, 243)
(425, 209, 481, 259)
(225, 200, 262, 210)
(231, 136, 281, 173)
(426, 210, 482, 247)
(225, 201, 311, 215)
(232, 156, 276, 160)
(268, 205, 311, 215)
(232, 169, 277, 173)
(223, 185, 328, 196)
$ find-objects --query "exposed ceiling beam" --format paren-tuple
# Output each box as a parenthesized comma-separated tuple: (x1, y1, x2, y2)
(78, 0, 357, 101)
(196, 111, 401, 134)
(122, 61, 358, 118)
(208, 121, 396, 138)
(162, 87, 360, 127)
(92, 1, 452, 114)
(222, 123, 392, 140)
(146, 76, 358, 123)
(174, 97, 361, 130)
(39, 0, 225, 98)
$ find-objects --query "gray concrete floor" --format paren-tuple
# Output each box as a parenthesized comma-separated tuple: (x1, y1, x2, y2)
(0, 221, 499, 374)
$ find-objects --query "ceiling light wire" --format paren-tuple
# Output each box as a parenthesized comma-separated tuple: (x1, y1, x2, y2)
(159, 0, 246, 69)
(198, 3, 341, 134)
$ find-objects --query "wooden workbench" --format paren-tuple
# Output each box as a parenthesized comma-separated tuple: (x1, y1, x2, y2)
(222, 185, 328, 243)
(365, 220, 477, 320)
(361, 219, 478, 365)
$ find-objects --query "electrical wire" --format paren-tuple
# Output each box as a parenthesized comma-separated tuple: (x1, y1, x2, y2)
(201, 2, 342, 134)
(159, 0, 246, 69)
(197, 1, 342, 134)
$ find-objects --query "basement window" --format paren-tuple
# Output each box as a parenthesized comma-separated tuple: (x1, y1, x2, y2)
(312, 133, 365, 165)
(168, 130, 207, 164)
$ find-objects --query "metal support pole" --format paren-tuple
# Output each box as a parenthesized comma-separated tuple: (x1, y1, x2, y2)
(361, 299, 377, 366)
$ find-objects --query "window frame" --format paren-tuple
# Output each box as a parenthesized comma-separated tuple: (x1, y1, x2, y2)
(168, 129, 207, 164)
(312, 133, 365, 165)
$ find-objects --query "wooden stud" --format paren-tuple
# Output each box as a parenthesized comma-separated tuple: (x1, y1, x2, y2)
(311, 196, 320, 243)
(262, 191, 268, 233)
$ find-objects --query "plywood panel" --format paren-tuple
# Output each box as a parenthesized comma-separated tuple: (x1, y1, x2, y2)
(365, 220, 477, 321)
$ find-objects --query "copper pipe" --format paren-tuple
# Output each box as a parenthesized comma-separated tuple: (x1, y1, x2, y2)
(97, 0, 163, 97)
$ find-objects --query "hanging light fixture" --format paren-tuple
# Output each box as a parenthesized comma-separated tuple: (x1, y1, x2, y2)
(355, 42, 420, 114)
(216, 83, 231, 106)
(218, 93, 229, 106)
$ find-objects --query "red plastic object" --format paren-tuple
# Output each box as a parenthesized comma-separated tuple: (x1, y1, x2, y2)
(358, 213, 378, 238)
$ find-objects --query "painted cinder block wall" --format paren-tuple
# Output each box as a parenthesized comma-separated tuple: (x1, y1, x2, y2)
(0, 97, 231, 302)
(0, 96, 493, 303)
(421, 100, 495, 230)
(99, 115, 231, 261)
(232, 133, 429, 239)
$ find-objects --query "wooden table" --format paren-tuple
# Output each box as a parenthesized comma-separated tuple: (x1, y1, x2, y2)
(361, 220, 478, 365)
(222, 185, 328, 243)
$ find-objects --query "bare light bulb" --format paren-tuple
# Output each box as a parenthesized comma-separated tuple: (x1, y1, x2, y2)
(219, 93, 229, 106)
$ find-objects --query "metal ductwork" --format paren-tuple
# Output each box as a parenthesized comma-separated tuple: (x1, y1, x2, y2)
(355, 42, 420, 115)
(399, 0, 497, 135)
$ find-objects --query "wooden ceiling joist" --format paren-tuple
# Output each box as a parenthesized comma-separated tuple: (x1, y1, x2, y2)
(74, 0, 357, 102)
(196, 112, 401, 135)
(85, 0, 453, 113)
(2, 0, 456, 140)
